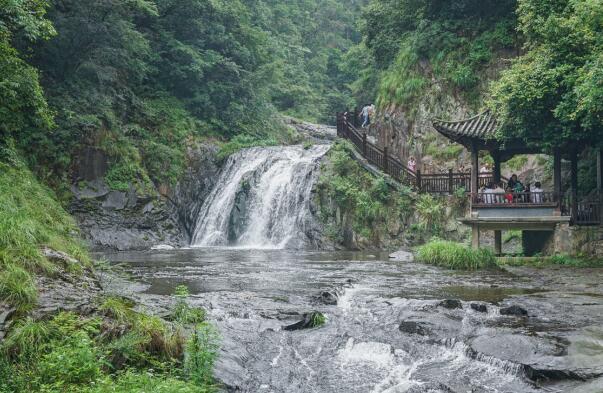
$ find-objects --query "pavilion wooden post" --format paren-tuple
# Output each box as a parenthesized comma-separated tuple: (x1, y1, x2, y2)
(493, 152, 501, 184)
(470, 142, 479, 196)
(492, 152, 502, 255)
(416, 170, 422, 192)
(470, 142, 480, 249)
(571, 151, 579, 223)
(553, 148, 562, 213)
(597, 148, 603, 225)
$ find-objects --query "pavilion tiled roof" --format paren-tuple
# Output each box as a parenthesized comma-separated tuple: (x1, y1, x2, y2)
(432, 111, 498, 141)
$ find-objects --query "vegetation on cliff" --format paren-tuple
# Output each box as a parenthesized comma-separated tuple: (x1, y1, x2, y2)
(355, 0, 518, 109)
(316, 141, 415, 247)
(0, 149, 89, 311)
(0, 147, 218, 392)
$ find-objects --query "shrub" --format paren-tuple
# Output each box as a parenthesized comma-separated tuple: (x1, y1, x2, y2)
(1, 318, 52, 360)
(184, 323, 220, 387)
(415, 194, 445, 235)
(36, 332, 104, 386)
(172, 285, 206, 325)
(417, 240, 496, 270)
(80, 372, 208, 393)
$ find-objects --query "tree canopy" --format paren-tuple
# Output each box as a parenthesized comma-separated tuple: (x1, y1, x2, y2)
(1, 0, 365, 191)
(490, 0, 603, 149)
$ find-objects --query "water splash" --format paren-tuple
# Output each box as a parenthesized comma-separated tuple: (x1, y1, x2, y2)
(191, 144, 330, 249)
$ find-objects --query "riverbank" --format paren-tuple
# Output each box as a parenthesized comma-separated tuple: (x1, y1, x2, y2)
(100, 248, 603, 392)
(0, 154, 217, 393)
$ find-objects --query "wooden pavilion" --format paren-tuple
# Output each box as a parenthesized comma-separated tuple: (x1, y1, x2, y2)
(432, 111, 603, 255)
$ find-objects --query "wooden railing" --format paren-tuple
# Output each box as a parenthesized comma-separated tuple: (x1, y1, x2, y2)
(337, 112, 417, 186)
(337, 111, 498, 193)
(470, 191, 560, 207)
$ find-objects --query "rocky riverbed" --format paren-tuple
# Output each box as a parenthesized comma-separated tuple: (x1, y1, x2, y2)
(99, 248, 603, 393)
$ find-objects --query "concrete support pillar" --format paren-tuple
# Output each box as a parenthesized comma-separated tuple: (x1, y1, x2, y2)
(472, 225, 480, 249)
(494, 230, 502, 256)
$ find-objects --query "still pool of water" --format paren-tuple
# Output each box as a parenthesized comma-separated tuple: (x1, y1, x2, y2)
(99, 249, 603, 393)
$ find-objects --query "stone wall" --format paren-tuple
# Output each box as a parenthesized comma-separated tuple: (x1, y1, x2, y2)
(547, 225, 603, 257)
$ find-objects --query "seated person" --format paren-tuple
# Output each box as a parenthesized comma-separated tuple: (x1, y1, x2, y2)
(483, 182, 495, 203)
(504, 186, 514, 203)
(531, 181, 544, 203)
(492, 182, 505, 203)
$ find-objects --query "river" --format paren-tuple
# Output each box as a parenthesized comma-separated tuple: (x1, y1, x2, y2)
(100, 248, 603, 393)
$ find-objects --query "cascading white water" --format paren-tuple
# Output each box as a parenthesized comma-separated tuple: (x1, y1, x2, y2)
(191, 144, 330, 249)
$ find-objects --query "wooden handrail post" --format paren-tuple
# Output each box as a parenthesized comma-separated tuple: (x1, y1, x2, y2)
(416, 169, 422, 191)
(448, 168, 453, 195)
(336, 112, 342, 137)
(383, 146, 388, 173)
(571, 151, 578, 224)
(362, 133, 367, 156)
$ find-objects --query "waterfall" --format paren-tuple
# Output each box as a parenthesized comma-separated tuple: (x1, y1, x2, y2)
(191, 144, 330, 249)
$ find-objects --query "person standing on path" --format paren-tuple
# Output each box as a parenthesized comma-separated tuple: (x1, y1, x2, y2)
(408, 156, 417, 173)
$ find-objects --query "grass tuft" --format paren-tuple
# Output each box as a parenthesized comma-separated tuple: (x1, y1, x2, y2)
(0, 264, 37, 311)
(417, 240, 496, 270)
(308, 312, 327, 328)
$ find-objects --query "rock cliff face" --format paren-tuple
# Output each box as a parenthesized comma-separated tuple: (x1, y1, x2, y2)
(369, 53, 515, 173)
(70, 143, 220, 251)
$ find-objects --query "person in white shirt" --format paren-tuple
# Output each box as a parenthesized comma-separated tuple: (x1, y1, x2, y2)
(483, 182, 496, 204)
(531, 181, 544, 203)
(492, 182, 505, 203)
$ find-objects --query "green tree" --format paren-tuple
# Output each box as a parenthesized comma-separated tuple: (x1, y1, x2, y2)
(490, 0, 603, 150)
(0, 0, 55, 148)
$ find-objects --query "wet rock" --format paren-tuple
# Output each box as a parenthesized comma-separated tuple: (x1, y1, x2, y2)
(102, 191, 128, 210)
(42, 247, 79, 267)
(0, 305, 16, 341)
(405, 383, 455, 393)
(72, 178, 110, 200)
(470, 303, 488, 313)
(500, 305, 528, 316)
(389, 250, 414, 262)
(399, 321, 430, 336)
(439, 299, 462, 309)
(283, 312, 325, 331)
(468, 333, 600, 382)
(319, 290, 339, 305)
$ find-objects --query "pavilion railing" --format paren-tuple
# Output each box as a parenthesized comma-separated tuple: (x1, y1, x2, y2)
(337, 111, 602, 226)
(568, 192, 603, 226)
(470, 191, 560, 207)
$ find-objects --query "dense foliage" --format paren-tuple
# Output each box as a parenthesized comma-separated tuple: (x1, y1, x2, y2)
(354, 0, 518, 109)
(490, 0, 603, 150)
(0, 301, 218, 393)
(2, 0, 365, 192)
(316, 141, 414, 245)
